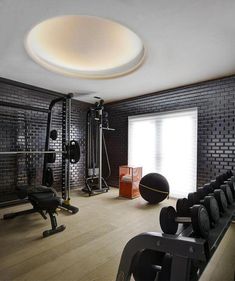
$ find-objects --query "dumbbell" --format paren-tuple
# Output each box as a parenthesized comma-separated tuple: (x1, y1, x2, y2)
(179, 193, 220, 226)
(210, 180, 234, 205)
(203, 183, 214, 196)
(203, 182, 228, 214)
(160, 204, 210, 238)
(215, 173, 235, 199)
(132, 250, 172, 281)
(211, 189, 228, 214)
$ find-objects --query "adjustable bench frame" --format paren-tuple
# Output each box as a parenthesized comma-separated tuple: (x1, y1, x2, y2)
(3, 199, 66, 237)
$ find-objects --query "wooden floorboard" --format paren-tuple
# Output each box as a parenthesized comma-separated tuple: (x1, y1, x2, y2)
(0, 188, 234, 281)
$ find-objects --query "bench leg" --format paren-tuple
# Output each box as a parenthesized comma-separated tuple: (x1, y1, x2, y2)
(42, 211, 66, 238)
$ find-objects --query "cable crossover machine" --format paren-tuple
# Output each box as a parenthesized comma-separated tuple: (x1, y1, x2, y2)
(82, 99, 115, 196)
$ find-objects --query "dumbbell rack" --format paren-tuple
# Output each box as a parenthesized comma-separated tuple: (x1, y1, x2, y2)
(116, 204, 235, 281)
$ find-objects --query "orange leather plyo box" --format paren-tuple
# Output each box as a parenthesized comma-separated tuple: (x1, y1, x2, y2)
(119, 166, 142, 199)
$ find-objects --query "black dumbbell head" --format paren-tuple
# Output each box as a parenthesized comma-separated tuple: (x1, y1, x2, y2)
(200, 196, 220, 225)
(203, 183, 214, 195)
(214, 189, 228, 213)
(160, 206, 178, 235)
(176, 198, 191, 216)
(220, 184, 234, 205)
(191, 205, 210, 238)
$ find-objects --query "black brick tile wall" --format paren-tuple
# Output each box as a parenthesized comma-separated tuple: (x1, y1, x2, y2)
(0, 78, 90, 204)
(105, 76, 235, 188)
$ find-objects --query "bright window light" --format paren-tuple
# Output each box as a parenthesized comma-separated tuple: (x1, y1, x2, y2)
(128, 109, 198, 198)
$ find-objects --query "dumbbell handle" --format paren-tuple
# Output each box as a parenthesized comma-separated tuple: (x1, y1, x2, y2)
(175, 217, 191, 223)
(152, 265, 162, 271)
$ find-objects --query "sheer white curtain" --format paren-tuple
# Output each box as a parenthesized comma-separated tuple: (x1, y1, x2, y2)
(128, 108, 198, 198)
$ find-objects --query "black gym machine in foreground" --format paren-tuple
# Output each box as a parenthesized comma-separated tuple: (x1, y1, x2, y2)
(1, 94, 80, 237)
(82, 99, 114, 196)
(116, 171, 235, 281)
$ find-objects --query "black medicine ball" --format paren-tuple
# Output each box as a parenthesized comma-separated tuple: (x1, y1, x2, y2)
(139, 173, 169, 204)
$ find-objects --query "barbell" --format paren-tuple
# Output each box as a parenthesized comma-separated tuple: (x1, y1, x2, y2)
(0, 140, 80, 164)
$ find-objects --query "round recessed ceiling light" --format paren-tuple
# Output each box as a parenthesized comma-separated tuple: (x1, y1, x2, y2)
(25, 15, 145, 79)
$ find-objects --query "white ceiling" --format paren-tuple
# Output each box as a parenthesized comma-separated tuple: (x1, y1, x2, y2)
(0, 0, 235, 103)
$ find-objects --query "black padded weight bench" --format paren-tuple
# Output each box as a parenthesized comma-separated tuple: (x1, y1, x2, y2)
(3, 186, 65, 237)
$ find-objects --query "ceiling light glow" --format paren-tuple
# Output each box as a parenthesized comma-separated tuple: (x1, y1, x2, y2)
(25, 15, 145, 78)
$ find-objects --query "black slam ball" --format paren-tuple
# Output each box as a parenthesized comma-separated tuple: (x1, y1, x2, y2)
(139, 173, 169, 204)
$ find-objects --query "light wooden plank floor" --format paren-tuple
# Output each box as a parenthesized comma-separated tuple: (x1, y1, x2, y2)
(0, 188, 234, 281)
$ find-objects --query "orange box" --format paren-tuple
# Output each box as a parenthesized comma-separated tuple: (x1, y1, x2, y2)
(119, 166, 142, 199)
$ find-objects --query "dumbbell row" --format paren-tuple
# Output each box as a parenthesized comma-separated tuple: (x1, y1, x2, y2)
(160, 170, 235, 238)
(160, 204, 210, 238)
(186, 171, 235, 216)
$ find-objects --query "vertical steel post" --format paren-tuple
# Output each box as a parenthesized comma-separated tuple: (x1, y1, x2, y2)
(67, 97, 71, 201)
(98, 107, 103, 190)
(61, 99, 67, 200)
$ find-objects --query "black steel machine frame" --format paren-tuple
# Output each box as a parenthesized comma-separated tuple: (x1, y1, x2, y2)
(42, 93, 78, 214)
(83, 99, 114, 196)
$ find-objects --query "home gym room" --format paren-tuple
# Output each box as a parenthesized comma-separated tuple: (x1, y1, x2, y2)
(0, 1, 235, 281)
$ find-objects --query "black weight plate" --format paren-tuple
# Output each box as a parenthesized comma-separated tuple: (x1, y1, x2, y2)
(158, 253, 172, 281)
(191, 205, 210, 238)
(69, 140, 80, 164)
(44, 167, 54, 187)
(176, 198, 190, 216)
(132, 250, 164, 281)
(50, 129, 58, 141)
(203, 196, 220, 225)
(160, 207, 178, 235)
(220, 184, 233, 205)
(214, 189, 227, 213)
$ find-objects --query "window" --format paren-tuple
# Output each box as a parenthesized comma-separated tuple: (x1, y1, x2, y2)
(128, 108, 198, 198)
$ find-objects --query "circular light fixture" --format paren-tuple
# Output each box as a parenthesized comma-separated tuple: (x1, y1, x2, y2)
(25, 15, 145, 79)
